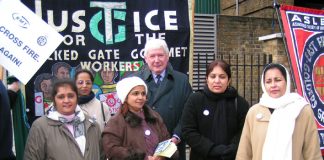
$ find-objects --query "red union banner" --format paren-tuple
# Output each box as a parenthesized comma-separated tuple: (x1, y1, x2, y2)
(280, 5, 324, 153)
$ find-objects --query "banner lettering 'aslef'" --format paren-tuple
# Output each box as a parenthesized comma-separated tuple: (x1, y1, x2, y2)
(21, 0, 191, 119)
(280, 5, 324, 152)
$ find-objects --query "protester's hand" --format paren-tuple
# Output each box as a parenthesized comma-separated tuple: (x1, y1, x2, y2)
(221, 153, 236, 160)
(170, 137, 180, 145)
(209, 145, 228, 157)
(221, 144, 237, 160)
(8, 81, 20, 92)
(148, 155, 163, 160)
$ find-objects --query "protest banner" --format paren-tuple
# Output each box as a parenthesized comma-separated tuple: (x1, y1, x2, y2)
(21, 0, 192, 119)
(280, 5, 324, 153)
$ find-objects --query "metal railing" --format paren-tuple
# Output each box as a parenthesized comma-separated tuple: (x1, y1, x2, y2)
(192, 53, 272, 106)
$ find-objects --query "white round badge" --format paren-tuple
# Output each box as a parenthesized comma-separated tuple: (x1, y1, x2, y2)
(256, 113, 263, 120)
(203, 110, 209, 116)
(145, 130, 151, 136)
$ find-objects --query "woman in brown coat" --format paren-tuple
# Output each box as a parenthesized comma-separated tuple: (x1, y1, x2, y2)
(102, 76, 176, 160)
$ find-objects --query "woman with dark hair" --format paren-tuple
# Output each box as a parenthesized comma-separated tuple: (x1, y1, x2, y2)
(75, 69, 111, 132)
(102, 76, 177, 160)
(24, 79, 103, 160)
(181, 59, 249, 160)
(236, 63, 322, 160)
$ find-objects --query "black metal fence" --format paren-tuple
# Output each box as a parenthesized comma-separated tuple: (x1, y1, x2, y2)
(192, 53, 272, 106)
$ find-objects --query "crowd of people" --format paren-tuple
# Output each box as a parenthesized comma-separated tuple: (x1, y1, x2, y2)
(0, 38, 322, 160)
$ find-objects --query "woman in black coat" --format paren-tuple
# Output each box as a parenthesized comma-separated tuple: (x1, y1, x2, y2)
(181, 60, 249, 160)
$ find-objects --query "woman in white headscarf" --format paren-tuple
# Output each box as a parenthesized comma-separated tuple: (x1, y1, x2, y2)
(236, 63, 322, 160)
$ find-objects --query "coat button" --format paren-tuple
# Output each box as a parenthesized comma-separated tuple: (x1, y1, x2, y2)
(152, 106, 156, 110)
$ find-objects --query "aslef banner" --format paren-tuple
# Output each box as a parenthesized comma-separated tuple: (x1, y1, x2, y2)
(21, 0, 191, 120)
(280, 5, 324, 153)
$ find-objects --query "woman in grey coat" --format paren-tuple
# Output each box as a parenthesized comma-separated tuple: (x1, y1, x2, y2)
(24, 79, 103, 160)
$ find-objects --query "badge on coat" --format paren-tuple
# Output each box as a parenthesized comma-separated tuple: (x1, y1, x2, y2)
(145, 129, 151, 136)
(256, 113, 263, 120)
(203, 109, 209, 116)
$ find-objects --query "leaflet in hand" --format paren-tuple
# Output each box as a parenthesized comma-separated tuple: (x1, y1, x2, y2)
(153, 139, 177, 158)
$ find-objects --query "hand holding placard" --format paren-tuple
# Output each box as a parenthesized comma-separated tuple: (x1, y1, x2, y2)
(153, 139, 177, 158)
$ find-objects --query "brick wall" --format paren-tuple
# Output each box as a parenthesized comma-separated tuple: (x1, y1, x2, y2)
(220, 0, 294, 18)
(215, 15, 289, 105)
(216, 15, 279, 56)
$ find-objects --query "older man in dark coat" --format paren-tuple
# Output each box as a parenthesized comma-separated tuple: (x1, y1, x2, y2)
(132, 38, 192, 160)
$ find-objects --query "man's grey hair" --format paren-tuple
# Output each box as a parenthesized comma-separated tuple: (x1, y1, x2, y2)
(143, 38, 169, 57)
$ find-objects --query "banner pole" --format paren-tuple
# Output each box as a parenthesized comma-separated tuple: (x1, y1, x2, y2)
(273, 0, 297, 90)
(0, 65, 3, 80)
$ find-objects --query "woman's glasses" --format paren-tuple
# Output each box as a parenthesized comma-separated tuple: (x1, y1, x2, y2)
(77, 80, 92, 86)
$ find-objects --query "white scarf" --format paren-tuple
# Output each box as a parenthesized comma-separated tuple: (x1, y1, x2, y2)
(260, 64, 308, 160)
(47, 105, 87, 156)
